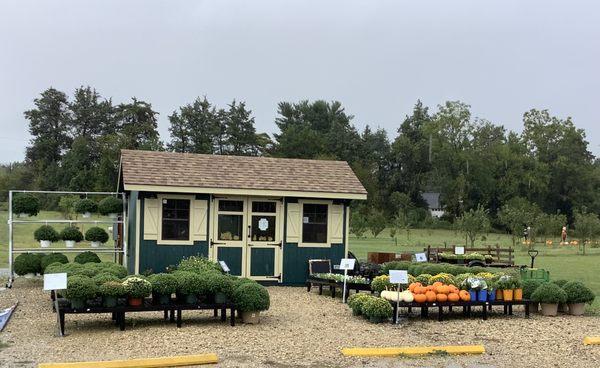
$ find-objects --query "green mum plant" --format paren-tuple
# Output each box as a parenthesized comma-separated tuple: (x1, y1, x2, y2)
(562, 281, 595, 304)
(174, 271, 205, 295)
(74, 198, 98, 214)
(34, 225, 60, 242)
(148, 273, 178, 295)
(371, 275, 394, 293)
(92, 272, 120, 286)
(177, 256, 223, 274)
(40, 253, 69, 272)
(65, 275, 98, 301)
(85, 227, 109, 243)
(522, 279, 546, 299)
(347, 293, 372, 316)
(123, 276, 152, 298)
(233, 282, 270, 312)
(362, 297, 393, 322)
(14, 253, 42, 275)
(60, 226, 84, 242)
(99, 280, 126, 298)
(98, 196, 123, 216)
(74, 251, 101, 264)
(12, 193, 40, 217)
(531, 282, 568, 304)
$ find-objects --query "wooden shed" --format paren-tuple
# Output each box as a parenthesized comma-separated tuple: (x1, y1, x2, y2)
(118, 150, 367, 284)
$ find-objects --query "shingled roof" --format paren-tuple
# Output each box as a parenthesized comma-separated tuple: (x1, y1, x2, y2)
(120, 150, 367, 199)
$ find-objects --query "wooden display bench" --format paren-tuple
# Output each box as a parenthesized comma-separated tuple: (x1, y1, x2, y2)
(56, 298, 236, 334)
(306, 276, 374, 302)
(390, 299, 531, 323)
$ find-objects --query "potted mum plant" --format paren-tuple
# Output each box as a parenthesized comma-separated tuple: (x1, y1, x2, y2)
(513, 278, 524, 301)
(75, 198, 98, 218)
(531, 282, 568, 316)
(562, 281, 595, 316)
(347, 293, 371, 316)
(362, 296, 393, 323)
(85, 227, 109, 247)
(60, 226, 84, 248)
(496, 276, 515, 302)
(14, 253, 42, 277)
(174, 271, 204, 304)
(149, 273, 178, 305)
(208, 273, 235, 304)
(123, 276, 152, 306)
(99, 281, 125, 308)
(12, 193, 40, 217)
(98, 196, 123, 218)
(522, 279, 545, 313)
(34, 225, 60, 248)
(233, 282, 270, 324)
(65, 275, 98, 309)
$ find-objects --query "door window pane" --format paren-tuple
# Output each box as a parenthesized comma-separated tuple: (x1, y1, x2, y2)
(252, 201, 276, 213)
(161, 199, 190, 241)
(218, 214, 243, 240)
(302, 203, 328, 243)
(251, 215, 276, 242)
(218, 200, 244, 212)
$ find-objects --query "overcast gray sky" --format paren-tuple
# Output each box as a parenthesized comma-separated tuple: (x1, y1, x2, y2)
(1, 0, 599, 163)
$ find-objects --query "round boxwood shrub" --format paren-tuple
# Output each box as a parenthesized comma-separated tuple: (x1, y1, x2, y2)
(562, 281, 595, 304)
(531, 282, 568, 304)
(45, 262, 85, 276)
(34, 225, 60, 242)
(74, 198, 98, 214)
(65, 275, 98, 301)
(92, 272, 120, 286)
(371, 275, 393, 293)
(99, 280, 126, 298)
(98, 197, 123, 216)
(14, 253, 42, 275)
(552, 279, 569, 288)
(13, 193, 39, 217)
(233, 282, 270, 312)
(60, 226, 83, 242)
(173, 271, 204, 295)
(74, 251, 101, 264)
(122, 276, 152, 298)
(362, 297, 393, 322)
(40, 253, 69, 272)
(100, 262, 128, 278)
(522, 279, 546, 299)
(148, 273, 178, 295)
(85, 227, 109, 243)
(347, 293, 371, 315)
(207, 273, 235, 297)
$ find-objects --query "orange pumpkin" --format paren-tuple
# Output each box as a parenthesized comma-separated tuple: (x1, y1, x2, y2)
(425, 290, 437, 302)
(459, 290, 470, 302)
(414, 294, 427, 303)
(447, 292, 460, 302)
(409, 282, 421, 292)
(426, 285, 436, 292)
(437, 285, 450, 295)
(436, 293, 448, 302)
(448, 285, 459, 293)
(432, 281, 443, 288)
(416, 286, 427, 294)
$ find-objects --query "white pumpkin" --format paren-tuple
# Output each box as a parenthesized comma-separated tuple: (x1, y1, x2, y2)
(401, 290, 414, 303)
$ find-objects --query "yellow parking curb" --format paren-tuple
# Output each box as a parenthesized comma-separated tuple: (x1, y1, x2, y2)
(341, 345, 485, 357)
(38, 353, 218, 368)
(584, 337, 600, 345)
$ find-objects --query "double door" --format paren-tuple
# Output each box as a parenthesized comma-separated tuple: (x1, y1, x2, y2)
(211, 197, 282, 281)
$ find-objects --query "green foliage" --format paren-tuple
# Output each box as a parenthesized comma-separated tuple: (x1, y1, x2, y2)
(232, 282, 270, 312)
(362, 297, 393, 321)
(522, 279, 546, 299)
(207, 273, 235, 297)
(347, 293, 371, 315)
(60, 226, 83, 242)
(562, 281, 595, 304)
(380, 261, 412, 274)
(456, 205, 490, 246)
(173, 271, 204, 295)
(74, 251, 101, 264)
(177, 256, 223, 274)
(148, 273, 178, 295)
(58, 195, 78, 220)
(415, 274, 432, 285)
(428, 273, 456, 285)
(13, 194, 39, 216)
(98, 196, 123, 215)
(552, 279, 568, 288)
(40, 253, 68, 271)
(99, 281, 125, 298)
(350, 210, 368, 238)
(100, 262, 128, 278)
(122, 276, 152, 298)
(45, 262, 84, 276)
(14, 253, 42, 275)
(34, 225, 59, 242)
(531, 282, 568, 304)
(367, 210, 386, 238)
(92, 272, 120, 286)
(74, 198, 97, 214)
(498, 197, 541, 246)
(371, 275, 393, 293)
(65, 275, 98, 300)
(85, 227, 109, 243)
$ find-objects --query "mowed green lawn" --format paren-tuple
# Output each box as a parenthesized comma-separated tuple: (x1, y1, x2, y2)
(350, 228, 600, 310)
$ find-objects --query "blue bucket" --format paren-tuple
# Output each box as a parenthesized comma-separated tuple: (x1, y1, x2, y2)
(469, 290, 477, 302)
(478, 290, 488, 302)
(488, 289, 496, 302)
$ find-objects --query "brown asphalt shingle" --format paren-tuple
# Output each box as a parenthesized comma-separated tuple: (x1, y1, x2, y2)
(120, 150, 367, 196)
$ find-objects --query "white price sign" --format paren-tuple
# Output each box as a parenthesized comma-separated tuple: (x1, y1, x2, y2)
(219, 261, 230, 273)
(339, 258, 356, 270)
(43, 273, 67, 291)
(389, 270, 409, 284)
(454, 246, 465, 255)
(414, 252, 427, 262)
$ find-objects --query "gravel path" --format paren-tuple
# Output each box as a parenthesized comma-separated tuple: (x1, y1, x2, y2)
(0, 279, 599, 368)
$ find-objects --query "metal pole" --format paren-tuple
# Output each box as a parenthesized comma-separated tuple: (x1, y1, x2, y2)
(7, 191, 13, 288)
(122, 192, 127, 268)
(342, 268, 348, 303)
(54, 292, 63, 337)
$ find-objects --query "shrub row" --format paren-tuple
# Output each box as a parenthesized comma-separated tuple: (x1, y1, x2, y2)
(526, 279, 595, 305)
(14, 251, 100, 275)
(347, 293, 392, 323)
(33, 225, 109, 243)
(12, 194, 122, 217)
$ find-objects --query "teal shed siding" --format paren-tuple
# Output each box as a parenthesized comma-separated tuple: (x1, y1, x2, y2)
(126, 191, 138, 273)
(137, 193, 210, 274)
(282, 243, 345, 284)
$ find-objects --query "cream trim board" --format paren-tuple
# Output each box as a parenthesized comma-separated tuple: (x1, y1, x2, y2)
(344, 205, 350, 257)
(298, 199, 333, 248)
(156, 194, 195, 245)
(125, 184, 367, 200)
(135, 199, 141, 275)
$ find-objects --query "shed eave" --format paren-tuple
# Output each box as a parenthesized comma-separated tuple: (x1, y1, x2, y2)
(123, 184, 367, 200)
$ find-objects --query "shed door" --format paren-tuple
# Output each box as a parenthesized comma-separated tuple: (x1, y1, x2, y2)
(212, 198, 247, 276)
(246, 198, 282, 281)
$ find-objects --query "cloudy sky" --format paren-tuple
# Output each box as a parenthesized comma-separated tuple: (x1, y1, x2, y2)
(1, 0, 598, 162)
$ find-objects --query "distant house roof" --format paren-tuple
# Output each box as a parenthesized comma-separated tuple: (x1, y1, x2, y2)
(119, 150, 367, 200)
(422, 192, 442, 210)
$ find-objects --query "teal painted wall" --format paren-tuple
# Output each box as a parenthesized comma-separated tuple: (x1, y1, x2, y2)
(137, 194, 209, 274)
(126, 191, 138, 273)
(282, 243, 345, 284)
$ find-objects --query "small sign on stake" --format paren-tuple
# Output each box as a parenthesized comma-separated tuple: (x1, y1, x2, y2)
(389, 270, 409, 284)
(455, 246, 465, 255)
(339, 258, 356, 270)
(44, 273, 67, 337)
(414, 252, 427, 262)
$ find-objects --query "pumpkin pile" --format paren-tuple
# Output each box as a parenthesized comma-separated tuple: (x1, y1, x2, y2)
(409, 281, 470, 303)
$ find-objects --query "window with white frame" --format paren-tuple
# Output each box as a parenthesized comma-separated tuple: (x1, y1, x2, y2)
(302, 203, 328, 243)
(161, 198, 191, 241)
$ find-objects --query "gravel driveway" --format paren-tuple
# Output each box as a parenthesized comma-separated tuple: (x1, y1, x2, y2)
(0, 279, 599, 368)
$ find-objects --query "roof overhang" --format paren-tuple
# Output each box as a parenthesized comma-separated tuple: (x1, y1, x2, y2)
(123, 184, 367, 200)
